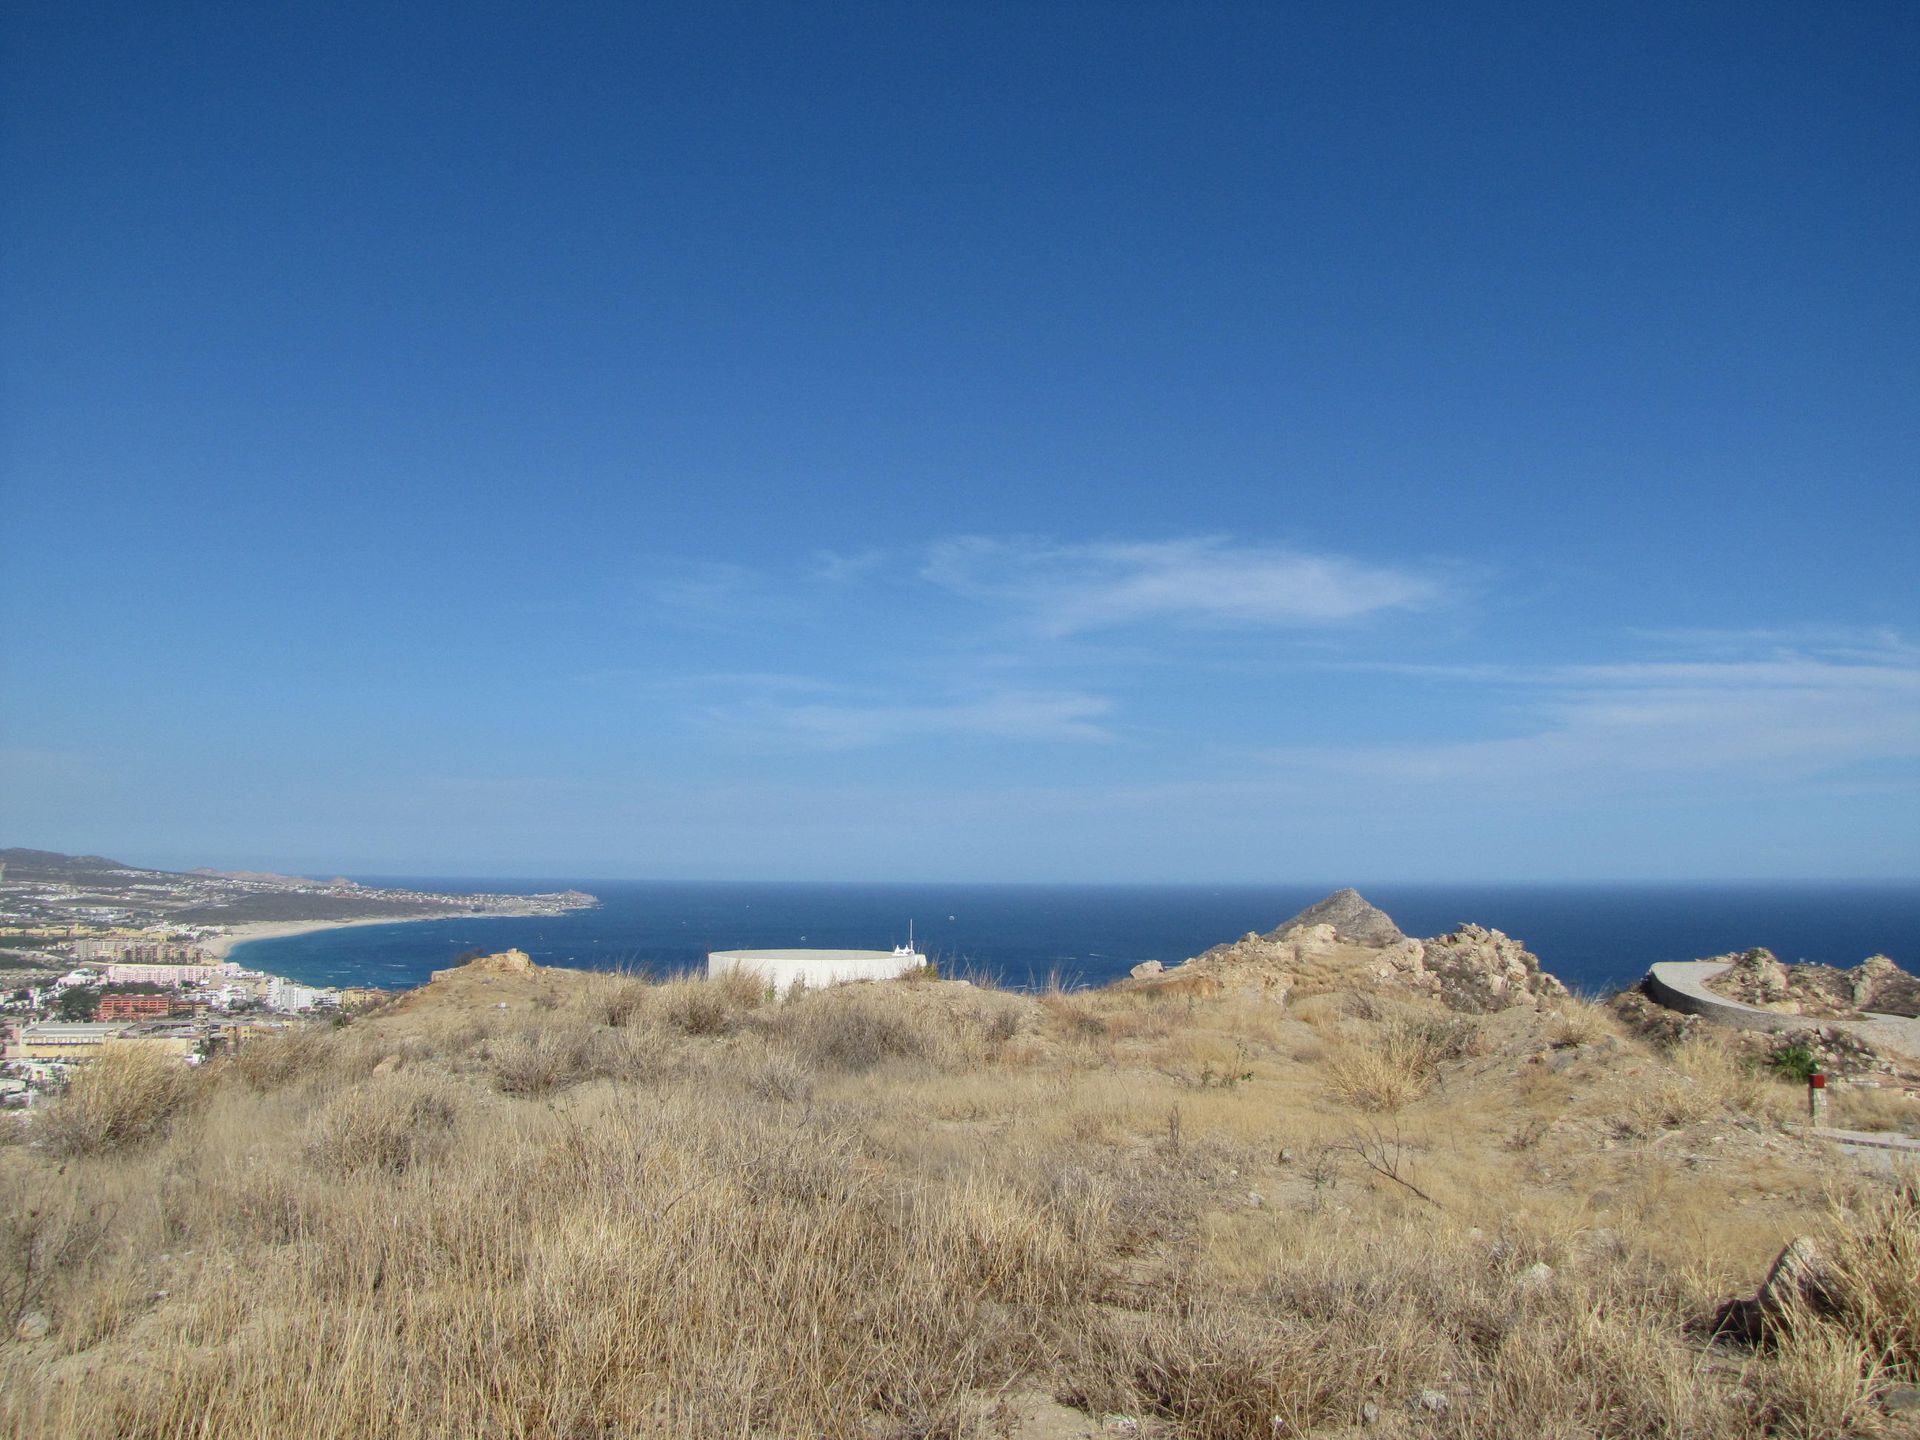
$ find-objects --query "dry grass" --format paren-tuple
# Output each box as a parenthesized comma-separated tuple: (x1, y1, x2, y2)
(0, 967, 1904, 1438)
(1546, 996, 1616, 1049)
(1830, 1085, 1917, 1135)
(1321, 1012, 1482, 1112)
(33, 1043, 204, 1157)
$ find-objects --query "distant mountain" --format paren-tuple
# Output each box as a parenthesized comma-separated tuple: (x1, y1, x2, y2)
(0, 847, 148, 880)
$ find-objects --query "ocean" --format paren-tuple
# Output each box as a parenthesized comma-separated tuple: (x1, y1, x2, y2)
(229, 879, 1920, 997)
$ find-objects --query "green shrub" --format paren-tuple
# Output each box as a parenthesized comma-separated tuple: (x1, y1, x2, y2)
(1770, 1044, 1819, 1085)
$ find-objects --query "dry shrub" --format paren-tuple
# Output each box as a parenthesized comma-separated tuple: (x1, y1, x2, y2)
(1610, 1034, 1786, 1137)
(1323, 1015, 1477, 1112)
(772, 987, 931, 1072)
(1755, 1322, 1885, 1439)
(1039, 990, 1110, 1041)
(305, 1073, 463, 1174)
(741, 1049, 816, 1104)
(1547, 998, 1614, 1049)
(226, 1026, 334, 1090)
(658, 973, 759, 1035)
(582, 972, 654, 1028)
(1830, 1085, 1917, 1135)
(1290, 993, 1344, 1030)
(482, 1025, 594, 1096)
(1821, 1179, 1920, 1378)
(36, 1045, 202, 1157)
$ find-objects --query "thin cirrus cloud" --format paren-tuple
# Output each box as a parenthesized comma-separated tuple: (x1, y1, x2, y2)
(1266, 637, 1920, 793)
(707, 689, 1117, 750)
(920, 536, 1443, 636)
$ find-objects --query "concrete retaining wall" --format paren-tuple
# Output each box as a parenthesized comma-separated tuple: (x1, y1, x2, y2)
(1644, 962, 1811, 1034)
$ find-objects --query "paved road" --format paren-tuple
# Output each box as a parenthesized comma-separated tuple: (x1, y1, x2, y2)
(1648, 960, 1920, 1059)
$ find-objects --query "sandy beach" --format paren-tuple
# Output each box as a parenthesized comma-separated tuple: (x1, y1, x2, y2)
(202, 911, 494, 962)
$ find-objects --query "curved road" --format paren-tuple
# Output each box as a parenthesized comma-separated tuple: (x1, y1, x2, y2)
(1648, 961, 1920, 1059)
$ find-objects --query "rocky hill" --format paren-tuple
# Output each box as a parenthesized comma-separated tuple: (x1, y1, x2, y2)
(1118, 887, 1569, 1012)
(1703, 948, 1920, 1020)
(0, 848, 143, 882)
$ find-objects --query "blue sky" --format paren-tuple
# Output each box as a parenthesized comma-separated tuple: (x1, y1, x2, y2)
(3, 1, 1916, 882)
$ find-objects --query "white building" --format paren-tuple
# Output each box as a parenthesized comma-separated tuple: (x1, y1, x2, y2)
(706, 946, 926, 994)
(265, 977, 334, 1012)
(105, 961, 239, 987)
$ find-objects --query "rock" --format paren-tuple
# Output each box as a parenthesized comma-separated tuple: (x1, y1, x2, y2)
(1713, 1235, 1841, 1343)
(1583, 1227, 1625, 1258)
(1758, 1237, 1837, 1315)
(1418, 1389, 1449, 1413)
(430, 948, 538, 984)
(1270, 888, 1408, 947)
(1883, 1385, 1920, 1415)
(1516, 1261, 1555, 1294)
(14, 1310, 50, 1341)
(371, 1054, 402, 1075)
(1420, 924, 1568, 1013)
(1246, 1191, 1264, 1208)
(1360, 1400, 1380, 1425)
(1116, 888, 1569, 1012)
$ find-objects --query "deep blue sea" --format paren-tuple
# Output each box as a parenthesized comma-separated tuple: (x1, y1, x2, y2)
(229, 880, 1920, 998)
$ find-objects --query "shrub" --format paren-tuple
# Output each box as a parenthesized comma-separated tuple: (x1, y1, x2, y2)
(227, 1026, 334, 1091)
(659, 974, 759, 1036)
(482, 1024, 623, 1096)
(1322, 1015, 1476, 1112)
(306, 1073, 462, 1174)
(1547, 999, 1612, 1049)
(36, 1045, 202, 1157)
(773, 990, 930, 1072)
(1769, 1043, 1820, 1085)
(591, 975, 654, 1028)
(1820, 1179, 1920, 1378)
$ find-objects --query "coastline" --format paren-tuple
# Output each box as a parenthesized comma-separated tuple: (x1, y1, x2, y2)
(205, 909, 550, 964)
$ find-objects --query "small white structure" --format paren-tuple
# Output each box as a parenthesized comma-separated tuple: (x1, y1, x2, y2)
(707, 944, 925, 994)
(265, 976, 333, 1012)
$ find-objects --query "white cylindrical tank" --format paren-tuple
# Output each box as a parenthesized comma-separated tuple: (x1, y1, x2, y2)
(706, 948, 925, 993)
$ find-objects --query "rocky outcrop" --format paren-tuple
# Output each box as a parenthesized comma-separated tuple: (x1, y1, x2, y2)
(1421, 924, 1569, 1013)
(1116, 890, 1567, 1013)
(429, 948, 538, 984)
(1264, 887, 1407, 947)
(1703, 949, 1920, 1021)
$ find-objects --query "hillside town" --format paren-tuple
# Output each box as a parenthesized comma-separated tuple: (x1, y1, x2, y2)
(0, 848, 597, 1109)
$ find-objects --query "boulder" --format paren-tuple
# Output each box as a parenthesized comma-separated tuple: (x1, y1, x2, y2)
(1712, 1235, 1841, 1343)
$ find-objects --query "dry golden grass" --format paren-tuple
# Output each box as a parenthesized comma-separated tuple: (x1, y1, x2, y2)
(1320, 1011, 1482, 1112)
(0, 968, 1907, 1438)
(32, 1043, 204, 1157)
(1830, 1084, 1918, 1135)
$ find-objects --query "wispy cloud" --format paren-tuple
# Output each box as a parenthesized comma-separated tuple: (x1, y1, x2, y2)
(921, 535, 1441, 635)
(710, 688, 1116, 749)
(809, 548, 889, 584)
(1266, 635, 1920, 793)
